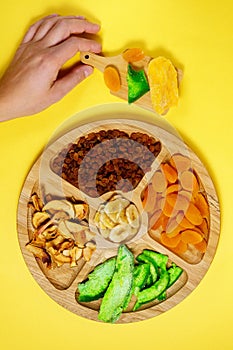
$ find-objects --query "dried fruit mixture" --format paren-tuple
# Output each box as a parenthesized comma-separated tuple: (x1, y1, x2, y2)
(142, 153, 210, 257)
(52, 129, 161, 197)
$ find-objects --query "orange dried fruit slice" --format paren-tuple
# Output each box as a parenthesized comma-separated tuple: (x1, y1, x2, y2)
(160, 232, 181, 248)
(152, 170, 167, 193)
(180, 229, 203, 244)
(179, 190, 193, 202)
(195, 192, 210, 219)
(180, 170, 199, 195)
(122, 48, 145, 63)
(149, 209, 162, 229)
(172, 240, 188, 254)
(156, 194, 166, 210)
(166, 183, 181, 195)
(103, 65, 121, 92)
(165, 217, 179, 234)
(194, 239, 207, 253)
(166, 193, 190, 212)
(176, 212, 194, 229)
(198, 218, 209, 239)
(162, 199, 176, 217)
(161, 163, 178, 183)
(151, 213, 168, 231)
(166, 224, 183, 238)
(166, 193, 178, 207)
(143, 185, 157, 213)
(184, 202, 203, 226)
(148, 56, 179, 115)
(170, 153, 191, 172)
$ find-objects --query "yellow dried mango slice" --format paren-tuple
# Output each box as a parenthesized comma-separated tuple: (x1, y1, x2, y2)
(148, 56, 179, 115)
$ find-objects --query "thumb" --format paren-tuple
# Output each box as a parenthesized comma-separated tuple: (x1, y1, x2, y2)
(50, 65, 93, 102)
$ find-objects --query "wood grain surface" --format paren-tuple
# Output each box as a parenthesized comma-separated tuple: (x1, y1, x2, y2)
(17, 118, 220, 323)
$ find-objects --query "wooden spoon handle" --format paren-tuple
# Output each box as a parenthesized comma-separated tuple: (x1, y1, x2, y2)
(80, 52, 126, 73)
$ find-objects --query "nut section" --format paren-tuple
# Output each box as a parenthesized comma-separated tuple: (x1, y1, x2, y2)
(94, 194, 140, 243)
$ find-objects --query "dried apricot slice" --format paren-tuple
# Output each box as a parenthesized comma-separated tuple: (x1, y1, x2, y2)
(152, 170, 167, 192)
(166, 193, 190, 212)
(161, 163, 178, 183)
(160, 232, 181, 248)
(166, 224, 183, 238)
(170, 154, 191, 172)
(184, 202, 203, 226)
(195, 192, 210, 219)
(148, 56, 179, 115)
(198, 218, 209, 239)
(156, 193, 166, 208)
(172, 240, 188, 254)
(165, 216, 179, 234)
(180, 170, 199, 195)
(103, 65, 121, 92)
(166, 183, 181, 195)
(143, 186, 157, 212)
(122, 48, 145, 63)
(149, 209, 162, 228)
(194, 239, 207, 253)
(151, 213, 168, 231)
(179, 190, 193, 202)
(180, 229, 203, 244)
(176, 212, 194, 229)
(162, 199, 175, 217)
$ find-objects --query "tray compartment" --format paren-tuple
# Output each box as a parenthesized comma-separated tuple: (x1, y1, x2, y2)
(140, 152, 210, 264)
(50, 125, 162, 198)
(26, 181, 96, 290)
(75, 241, 188, 314)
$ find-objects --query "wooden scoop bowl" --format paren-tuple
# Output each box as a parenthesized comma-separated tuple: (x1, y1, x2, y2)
(80, 51, 183, 114)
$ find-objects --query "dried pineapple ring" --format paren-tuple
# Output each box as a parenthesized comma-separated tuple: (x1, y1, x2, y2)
(147, 56, 179, 115)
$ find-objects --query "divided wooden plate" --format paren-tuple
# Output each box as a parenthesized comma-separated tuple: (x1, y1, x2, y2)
(17, 116, 220, 323)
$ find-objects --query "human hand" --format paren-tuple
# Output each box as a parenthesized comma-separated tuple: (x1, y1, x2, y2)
(0, 14, 101, 121)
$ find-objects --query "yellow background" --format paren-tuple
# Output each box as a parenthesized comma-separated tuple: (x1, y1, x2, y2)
(0, 0, 233, 349)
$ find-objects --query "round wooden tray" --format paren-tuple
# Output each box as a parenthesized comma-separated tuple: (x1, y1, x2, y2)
(17, 109, 220, 323)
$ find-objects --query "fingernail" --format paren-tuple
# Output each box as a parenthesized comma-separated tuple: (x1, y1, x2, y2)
(93, 23, 101, 31)
(83, 65, 94, 77)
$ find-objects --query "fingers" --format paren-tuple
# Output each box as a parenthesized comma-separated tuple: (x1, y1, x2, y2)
(50, 36, 101, 67)
(21, 15, 96, 45)
(21, 14, 59, 43)
(40, 17, 100, 47)
(50, 64, 93, 102)
(32, 15, 84, 42)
